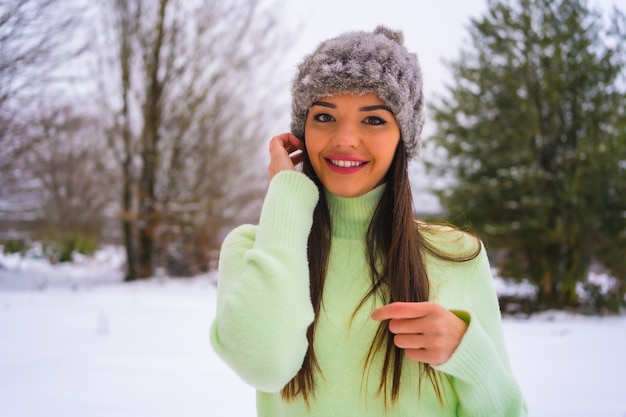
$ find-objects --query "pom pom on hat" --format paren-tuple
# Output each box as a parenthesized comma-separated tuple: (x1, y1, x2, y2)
(290, 25, 424, 159)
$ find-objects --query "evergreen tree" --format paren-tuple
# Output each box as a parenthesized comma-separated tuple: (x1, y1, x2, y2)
(427, 0, 626, 310)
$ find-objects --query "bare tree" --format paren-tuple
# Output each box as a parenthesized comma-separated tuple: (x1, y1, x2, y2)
(0, 0, 87, 231)
(100, 0, 142, 280)
(0, 101, 115, 248)
(0, 0, 81, 110)
(26, 106, 114, 234)
(96, 0, 290, 279)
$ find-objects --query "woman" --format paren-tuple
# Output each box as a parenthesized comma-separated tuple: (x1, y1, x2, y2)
(210, 26, 527, 416)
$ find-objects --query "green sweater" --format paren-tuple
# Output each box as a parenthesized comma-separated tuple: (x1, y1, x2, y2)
(210, 171, 527, 416)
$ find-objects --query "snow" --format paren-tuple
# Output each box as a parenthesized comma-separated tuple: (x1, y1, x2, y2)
(1, 248, 625, 417)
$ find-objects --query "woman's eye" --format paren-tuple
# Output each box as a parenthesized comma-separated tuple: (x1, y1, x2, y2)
(363, 116, 387, 126)
(313, 113, 334, 123)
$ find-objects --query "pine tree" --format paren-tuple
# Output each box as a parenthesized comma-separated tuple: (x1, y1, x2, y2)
(427, 0, 626, 310)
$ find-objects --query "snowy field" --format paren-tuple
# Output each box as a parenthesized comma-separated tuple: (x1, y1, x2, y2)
(1, 247, 625, 417)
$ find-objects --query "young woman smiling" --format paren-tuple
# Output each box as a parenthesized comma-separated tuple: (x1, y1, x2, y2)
(211, 26, 527, 416)
(304, 93, 400, 197)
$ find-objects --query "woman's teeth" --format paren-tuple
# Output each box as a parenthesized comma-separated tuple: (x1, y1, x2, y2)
(329, 160, 365, 167)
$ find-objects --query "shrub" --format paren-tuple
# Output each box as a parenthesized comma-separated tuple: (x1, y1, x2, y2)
(2, 239, 29, 255)
(44, 232, 99, 263)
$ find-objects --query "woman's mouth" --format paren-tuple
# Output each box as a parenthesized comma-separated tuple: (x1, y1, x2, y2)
(325, 157, 368, 174)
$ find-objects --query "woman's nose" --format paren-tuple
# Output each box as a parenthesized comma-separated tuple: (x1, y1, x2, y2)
(331, 122, 359, 148)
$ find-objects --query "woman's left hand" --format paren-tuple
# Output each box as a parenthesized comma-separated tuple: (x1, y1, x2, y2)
(371, 302, 468, 366)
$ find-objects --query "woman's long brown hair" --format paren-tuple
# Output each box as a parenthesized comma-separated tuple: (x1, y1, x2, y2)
(281, 142, 480, 406)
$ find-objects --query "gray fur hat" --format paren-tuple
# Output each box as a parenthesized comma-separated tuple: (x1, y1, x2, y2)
(290, 25, 424, 159)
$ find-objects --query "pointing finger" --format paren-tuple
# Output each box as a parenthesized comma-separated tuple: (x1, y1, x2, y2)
(371, 302, 431, 321)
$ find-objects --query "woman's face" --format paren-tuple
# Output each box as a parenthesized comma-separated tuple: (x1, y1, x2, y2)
(304, 93, 401, 198)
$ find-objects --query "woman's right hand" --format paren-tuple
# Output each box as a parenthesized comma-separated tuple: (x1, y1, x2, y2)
(268, 133, 304, 180)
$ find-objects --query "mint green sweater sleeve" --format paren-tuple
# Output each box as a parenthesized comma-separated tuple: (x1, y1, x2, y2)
(210, 171, 318, 393)
(430, 237, 528, 416)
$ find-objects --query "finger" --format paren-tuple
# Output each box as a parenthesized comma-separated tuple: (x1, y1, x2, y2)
(394, 335, 448, 364)
(269, 136, 288, 156)
(371, 302, 432, 321)
(405, 348, 426, 361)
(269, 134, 303, 160)
(271, 132, 302, 151)
(393, 333, 426, 349)
(406, 347, 450, 366)
(398, 335, 449, 365)
(286, 133, 304, 152)
(387, 317, 428, 335)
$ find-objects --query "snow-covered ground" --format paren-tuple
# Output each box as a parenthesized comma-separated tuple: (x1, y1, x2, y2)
(0, 247, 625, 417)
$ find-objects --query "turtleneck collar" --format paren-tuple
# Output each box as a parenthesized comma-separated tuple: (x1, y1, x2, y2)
(325, 184, 386, 240)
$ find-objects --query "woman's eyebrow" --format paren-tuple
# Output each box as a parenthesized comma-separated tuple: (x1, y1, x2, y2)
(359, 105, 392, 113)
(310, 101, 392, 113)
(311, 101, 336, 108)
